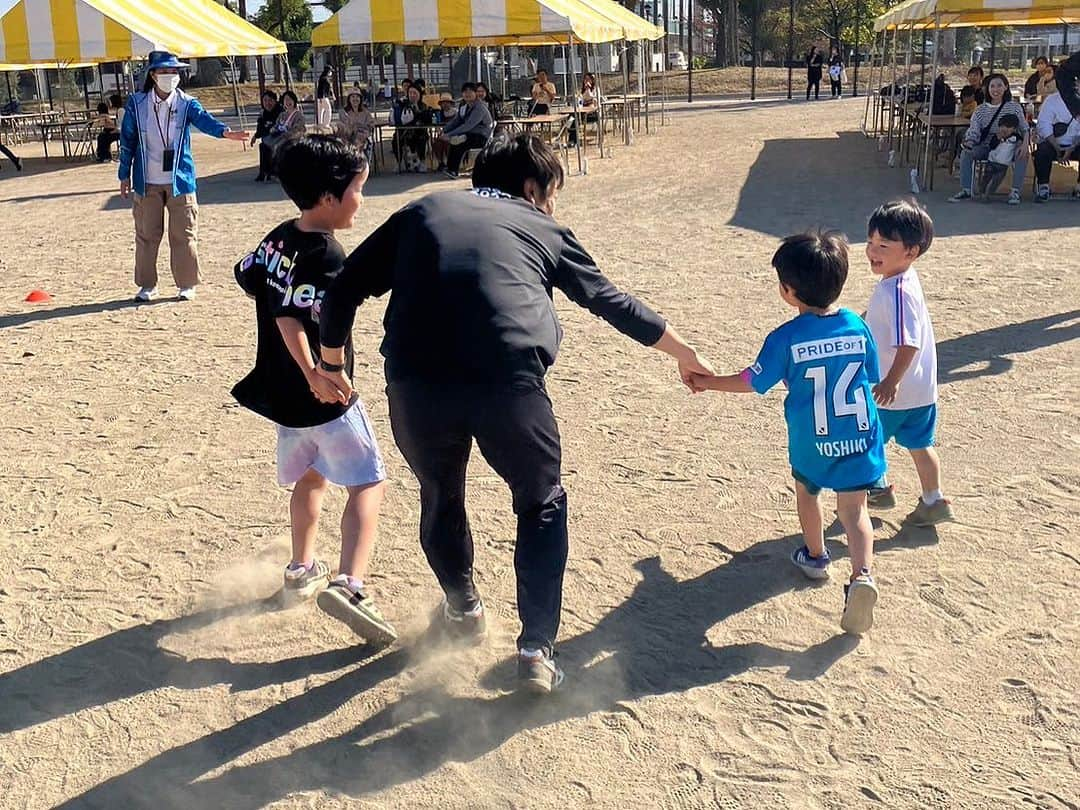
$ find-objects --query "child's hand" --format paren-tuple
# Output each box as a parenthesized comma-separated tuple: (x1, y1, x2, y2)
(687, 371, 714, 393)
(872, 379, 899, 406)
(677, 351, 714, 393)
(308, 370, 349, 405)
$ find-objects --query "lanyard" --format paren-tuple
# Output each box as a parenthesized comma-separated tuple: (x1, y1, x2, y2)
(153, 97, 174, 150)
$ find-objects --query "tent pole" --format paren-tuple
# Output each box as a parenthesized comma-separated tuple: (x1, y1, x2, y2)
(897, 23, 913, 166)
(622, 41, 631, 145)
(919, 13, 941, 191)
(569, 33, 585, 175)
(592, 44, 607, 158)
(886, 25, 899, 156)
(639, 40, 649, 134)
(862, 28, 880, 135)
(787, 0, 794, 100)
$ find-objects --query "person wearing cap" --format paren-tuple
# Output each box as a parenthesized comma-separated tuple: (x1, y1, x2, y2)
(119, 51, 249, 302)
(430, 93, 459, 171)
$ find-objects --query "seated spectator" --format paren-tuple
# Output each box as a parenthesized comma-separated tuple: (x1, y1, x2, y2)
(950, 73, 1029, 205)
(440, 82, 494, 178)
(392, 84, 432, 172)
(976, 113, 1023, 198)
(1024, 56, 1056, 99)
(1032, 89, 1080, 202)
(431, 93, 458, 170)
(94, 101, 120, 162)
(251, 89, 282, 181)
(529, 69, 557, 116)
(959, 65, 986, 118)
(568, 72, 600, 146)
(476, 82, 502, 121)
(262, 90, 307, 174)
(338, 91, 376, 160)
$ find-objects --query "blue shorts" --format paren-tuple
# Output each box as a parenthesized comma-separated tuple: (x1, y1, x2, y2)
(792, 469, 880, 498)
(276, 399, 386, 487)
(879, 404, 937, 450)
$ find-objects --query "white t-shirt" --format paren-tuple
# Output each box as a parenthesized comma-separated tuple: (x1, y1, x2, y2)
(144, 91, 178, 186)
(865, 268, 938, 410)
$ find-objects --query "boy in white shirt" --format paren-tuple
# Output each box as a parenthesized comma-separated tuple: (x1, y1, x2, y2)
(864, 200, 955, 527)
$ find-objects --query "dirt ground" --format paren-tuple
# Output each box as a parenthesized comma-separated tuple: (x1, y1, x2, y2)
(0, 97, 1078, 809)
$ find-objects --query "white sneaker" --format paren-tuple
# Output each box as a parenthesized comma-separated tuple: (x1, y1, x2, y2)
(177, 287, 196, 301)
(1007, 190, 1021, 206)
(134, 286, 158, 302)
(948, 190, 972, 202)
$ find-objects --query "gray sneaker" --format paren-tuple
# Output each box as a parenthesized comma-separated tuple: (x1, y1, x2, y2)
(282, 558, 330, 602)
(904, 498, 955, 527)
(867, 485, 897, 511)
(841, 569, 879, 635)
(517, 648, 565, 694)
(317, 579, 398, 646)
(948, 189, 972, 202)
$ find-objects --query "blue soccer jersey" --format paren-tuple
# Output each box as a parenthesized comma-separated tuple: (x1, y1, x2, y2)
(748, 309, 887, 491)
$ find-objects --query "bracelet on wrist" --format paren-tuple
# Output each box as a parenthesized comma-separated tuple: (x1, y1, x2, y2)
(319, 358, 345, 373)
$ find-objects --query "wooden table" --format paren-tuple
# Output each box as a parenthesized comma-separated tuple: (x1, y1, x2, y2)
(914, 112, 971, 190)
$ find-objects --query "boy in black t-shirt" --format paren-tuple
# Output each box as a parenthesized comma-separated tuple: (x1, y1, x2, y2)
(233, 134, 396, 645)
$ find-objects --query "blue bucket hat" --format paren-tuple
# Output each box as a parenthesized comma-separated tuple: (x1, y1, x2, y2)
(147, 51, 189, 71)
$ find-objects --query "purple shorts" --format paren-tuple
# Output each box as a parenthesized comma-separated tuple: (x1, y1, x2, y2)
(276, 399, 386, 487)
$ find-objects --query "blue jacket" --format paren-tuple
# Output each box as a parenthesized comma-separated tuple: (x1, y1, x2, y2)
(118, 89, 229, 197)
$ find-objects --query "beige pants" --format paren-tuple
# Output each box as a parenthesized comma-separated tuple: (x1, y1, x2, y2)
(133, 184, 200, 289)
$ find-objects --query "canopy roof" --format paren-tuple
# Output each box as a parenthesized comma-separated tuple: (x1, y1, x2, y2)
(0, 60, 94, 70)
(875, 0, 1080, 30)
(312, 0, 638, 47)
(0, 0, 286, 64)
(586, 0, 664, 41)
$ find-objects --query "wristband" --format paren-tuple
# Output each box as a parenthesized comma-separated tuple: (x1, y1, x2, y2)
(319, 358, 345, 373)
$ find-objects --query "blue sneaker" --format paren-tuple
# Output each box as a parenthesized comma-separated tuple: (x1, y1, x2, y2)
(791, 545, 831, 580)
(841, 568, 879, 635)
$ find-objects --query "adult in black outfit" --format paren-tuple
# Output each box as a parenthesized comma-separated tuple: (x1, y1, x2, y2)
(316, 133, 713, 695)
(251, 90, 282, 182)
(806, 46, 825, 100)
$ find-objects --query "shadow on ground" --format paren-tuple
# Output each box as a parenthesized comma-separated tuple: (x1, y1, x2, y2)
(51, 526, 937, 808)
(937, 310, 1080, 383)
(729, 131, 1080, 239)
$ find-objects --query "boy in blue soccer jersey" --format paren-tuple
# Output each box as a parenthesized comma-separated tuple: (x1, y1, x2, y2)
(690, 232, 886, 635)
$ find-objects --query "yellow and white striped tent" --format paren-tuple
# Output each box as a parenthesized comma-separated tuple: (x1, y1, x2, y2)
(0, 0, 285, 64)
(312, 0, 633, 47)
(586, 0, 663, 41)
(875, 0, 1080, 30)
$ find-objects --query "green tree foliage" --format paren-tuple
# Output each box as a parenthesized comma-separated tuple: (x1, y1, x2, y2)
(253, 0, 314, 74)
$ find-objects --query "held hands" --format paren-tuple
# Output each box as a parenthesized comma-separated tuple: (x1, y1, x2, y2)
(306, 367, 350, 405)
(678, 351, 715, 394)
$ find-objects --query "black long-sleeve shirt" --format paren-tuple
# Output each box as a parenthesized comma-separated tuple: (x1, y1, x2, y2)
(320, 189, 667, 383)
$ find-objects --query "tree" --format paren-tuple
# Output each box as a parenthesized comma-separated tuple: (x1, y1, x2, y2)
(253, 0, 314, 79)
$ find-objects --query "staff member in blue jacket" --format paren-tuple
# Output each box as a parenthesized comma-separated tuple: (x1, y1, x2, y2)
(119, 51, 248, 302)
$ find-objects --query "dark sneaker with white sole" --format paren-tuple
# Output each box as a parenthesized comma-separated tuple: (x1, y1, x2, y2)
(841, 569, 878, 635)
(317, 579, 397, 646)
(282, 558, 330, 602)
(517, 648, 564, 694)
(791, 545, 831, 580)
(432, 598, 487, 645)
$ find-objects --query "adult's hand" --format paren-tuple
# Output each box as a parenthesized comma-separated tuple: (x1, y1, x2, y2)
(315, 366, 354, 401)
(678, 353, 714, 393)
(223, 129, 251, 142)
(307, 370, 348, 405)
(119, 178, 131, 199)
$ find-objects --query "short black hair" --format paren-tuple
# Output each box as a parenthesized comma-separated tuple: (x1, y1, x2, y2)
(472, 132, 565, 199)
(772, 231, 849, 309)
(261, 89, 278, 102)
(461, 82, 478, 93)
(1034, 56, 1049, 67)
(280, 89, 299, 107)
(968, 65, 985, 77)
(998, 112, 1020, 128)
(867, 198, 934, 256)
(275, 133, 368, 211)
(97, 102, 109, 114)
(108, 93, 122, 108)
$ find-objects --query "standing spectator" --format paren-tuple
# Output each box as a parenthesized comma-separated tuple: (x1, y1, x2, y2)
(316, 65, 335, 128)
(828, 46, 845, 98)
(251, 90, 282, 182)
(439, 82, 494, 179)
(118, 51, 248, 302)
(806, 46, 824, 101)
(1032, 89, 1080, 202)
(530, 69, 557, 115)
(950, 73, 1029, 205)
(316, 133, 712, 694)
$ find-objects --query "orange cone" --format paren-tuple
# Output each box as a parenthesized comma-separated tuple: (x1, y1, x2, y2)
(25, 290, 52, 303)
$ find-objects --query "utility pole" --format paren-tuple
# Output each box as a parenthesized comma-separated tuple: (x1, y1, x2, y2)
(688, 0, 694, 102)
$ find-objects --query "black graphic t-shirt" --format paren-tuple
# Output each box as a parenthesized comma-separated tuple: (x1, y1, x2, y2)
(232, 220, 355, 428)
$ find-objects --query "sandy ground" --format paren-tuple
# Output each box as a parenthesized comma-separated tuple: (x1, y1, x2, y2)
(0, 98, 1078, 810)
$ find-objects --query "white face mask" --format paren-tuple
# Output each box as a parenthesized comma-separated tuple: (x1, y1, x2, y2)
(154, 73, 180, 94)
